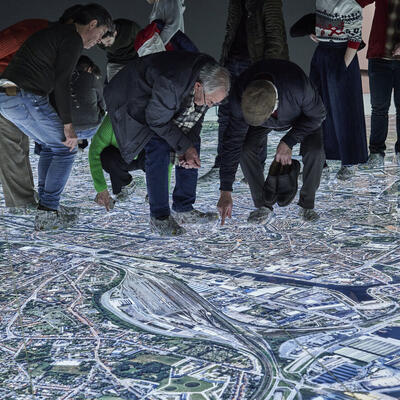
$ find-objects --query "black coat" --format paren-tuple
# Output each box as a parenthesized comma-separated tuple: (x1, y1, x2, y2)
(220, 0, 289, 65)
(220, 59, 326, 192)
(98, 19, 141, 65)
(70, 71, 105, 130)
(104, 51, 215, 163)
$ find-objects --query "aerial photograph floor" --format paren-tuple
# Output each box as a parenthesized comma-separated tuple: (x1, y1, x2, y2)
(0, 114, 399, 400)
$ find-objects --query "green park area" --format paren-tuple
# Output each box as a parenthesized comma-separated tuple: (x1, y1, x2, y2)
(190, 394, 207, 400)
(50, 365, 82, 375)
(159, 376, 213, 393)
(113, 360, 170, 382)
(99, 397, 124, 400)
(130, 352, 183, 366)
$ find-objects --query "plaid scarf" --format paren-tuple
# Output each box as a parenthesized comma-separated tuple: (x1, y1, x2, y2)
(170, 89, 207, 165)
(385, 0, 400, 58)
(173, 89, 207, 134)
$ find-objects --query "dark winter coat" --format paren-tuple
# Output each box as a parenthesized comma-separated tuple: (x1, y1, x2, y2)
(220, 59, 326, 192)
(220, 0, 289, 65)
(70, 70, 105, 130)
(104, 51, 215, 163)
(99, 19, 141, 64)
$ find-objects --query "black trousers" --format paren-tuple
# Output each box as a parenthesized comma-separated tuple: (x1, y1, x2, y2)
(240, 126, 325, 210)
(100, 146, 145, 195)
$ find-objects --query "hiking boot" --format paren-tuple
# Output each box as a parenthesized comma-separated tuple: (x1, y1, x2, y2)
(172, 208, 218, 224)
(34, 209, 79, 231)
(150, 215, 186, 236)
(198, 167, 219, 183)
(336, 165, 355, 181)
(365, 153, 384, 168)
(247, 206, 274, 224)
(299, 207, 320, 222)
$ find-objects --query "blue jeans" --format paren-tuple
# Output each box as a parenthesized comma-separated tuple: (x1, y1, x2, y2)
(34, 124, 100, 155)
(215, 57, 252, 168)
(144, 136, 200, 218)
(77, 125, 100, 140)
(368, 58, 400, 155)
(0, 90, 76, 210)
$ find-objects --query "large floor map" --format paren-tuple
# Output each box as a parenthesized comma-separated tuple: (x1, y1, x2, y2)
(0, 116, 399, 400)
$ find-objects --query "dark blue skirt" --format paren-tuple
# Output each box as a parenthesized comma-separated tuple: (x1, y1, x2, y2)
(310, 42, 368, 165)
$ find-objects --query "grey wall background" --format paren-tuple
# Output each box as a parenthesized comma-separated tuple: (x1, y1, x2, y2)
(0, 0, 316, 75)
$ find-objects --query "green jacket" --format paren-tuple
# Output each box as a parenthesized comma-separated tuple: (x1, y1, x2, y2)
(88, 114, 172, 193)
(88, 115, 118, 193)
(220, 0, 289, 65)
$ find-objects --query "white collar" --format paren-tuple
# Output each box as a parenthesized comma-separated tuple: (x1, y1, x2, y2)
(272, 83, 279, 113)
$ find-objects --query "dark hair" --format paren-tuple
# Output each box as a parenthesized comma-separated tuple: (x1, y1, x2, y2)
(101, 28, 116, 39)
(76, 55, 102, 78)
(59, 4, 83, 24)
(68, 3, 113, 30)
(76, 55, 95, 71)
(91, 64, 102, 79)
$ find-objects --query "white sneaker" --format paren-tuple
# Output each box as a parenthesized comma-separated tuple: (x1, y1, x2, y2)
(172, 208, 218, 224)
(393, 152, 400, 166)
(247, 207, 274, 224)
(34, 209, 79, 231)
(364, 153, 384, 169)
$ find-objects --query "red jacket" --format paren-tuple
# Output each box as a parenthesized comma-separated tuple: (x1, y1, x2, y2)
(0, 19, 48, 74)
(357, 0, 390, 59)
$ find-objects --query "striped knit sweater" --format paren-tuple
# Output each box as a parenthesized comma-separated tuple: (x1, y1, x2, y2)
(316, 0, 363, 49)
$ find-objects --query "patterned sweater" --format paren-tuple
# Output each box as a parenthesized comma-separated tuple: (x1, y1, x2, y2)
(316, 0, 363, 49)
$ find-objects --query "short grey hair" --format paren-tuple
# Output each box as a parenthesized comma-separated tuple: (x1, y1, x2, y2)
(199, 62, 230, 95)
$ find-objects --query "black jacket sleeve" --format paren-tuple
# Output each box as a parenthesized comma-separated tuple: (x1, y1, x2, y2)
(145, 75, 193, 154)
(290, 13, 316, 37)
(281, 79, 326, 148)
(219, 89, 249, 192)
(54, 34, 83, 124)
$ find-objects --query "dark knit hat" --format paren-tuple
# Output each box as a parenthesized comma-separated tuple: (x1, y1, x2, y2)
(241, 80, 277, 126)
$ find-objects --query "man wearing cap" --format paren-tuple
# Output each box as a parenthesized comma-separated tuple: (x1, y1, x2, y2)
(217, 59, 326, 225)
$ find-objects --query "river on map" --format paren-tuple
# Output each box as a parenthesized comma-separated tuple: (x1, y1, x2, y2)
(170, 262, 379, 302)
(376, 326, 400, 340)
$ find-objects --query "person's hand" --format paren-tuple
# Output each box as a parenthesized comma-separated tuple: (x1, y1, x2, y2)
(217, 191, 233, 226)
(344, 47, 357, 68)
(393, 43, 400, 57)
(309, 34, 319, 43)
(63, 123, 78, 151)
(95, 189, 113, 211)
(178, 146, 201, 169)
(275, 141, 292, 165)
